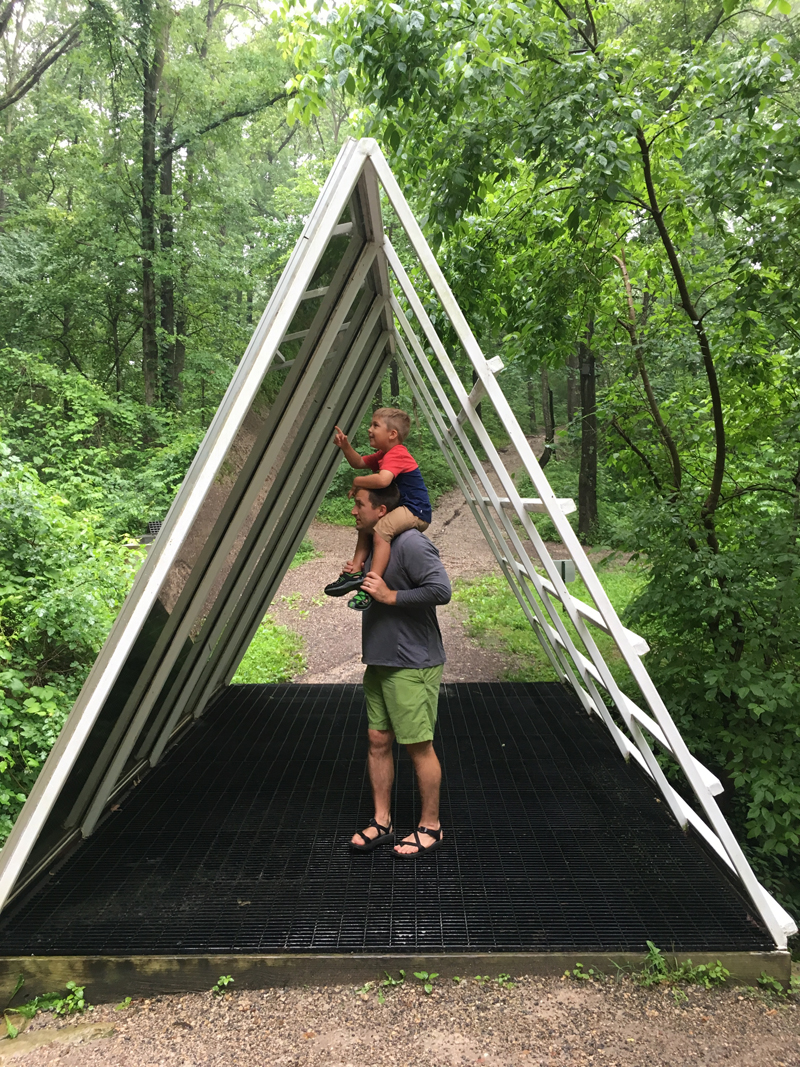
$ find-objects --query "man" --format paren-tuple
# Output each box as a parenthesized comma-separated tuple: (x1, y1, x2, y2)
(347, 483, 451, 859)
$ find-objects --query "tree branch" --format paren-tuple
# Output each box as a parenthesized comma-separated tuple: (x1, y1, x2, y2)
(0, 22, 81, 113)
(610, 416, 662, 492)
(635, 125, 726, 543)
(155, 89, 297, 165)
(612, 251, 682, 492)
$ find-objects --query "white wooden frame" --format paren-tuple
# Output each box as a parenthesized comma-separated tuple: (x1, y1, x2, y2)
(0, 139, 793, 949)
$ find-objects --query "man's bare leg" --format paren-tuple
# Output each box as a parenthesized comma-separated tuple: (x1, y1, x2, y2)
(394, 740, 442, 855)
(351, 728, 395, 845)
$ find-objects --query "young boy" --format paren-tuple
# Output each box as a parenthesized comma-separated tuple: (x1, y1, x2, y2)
(324, 408, 432, 611)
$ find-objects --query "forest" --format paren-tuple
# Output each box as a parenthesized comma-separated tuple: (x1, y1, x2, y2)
(0, 0, 798, 925)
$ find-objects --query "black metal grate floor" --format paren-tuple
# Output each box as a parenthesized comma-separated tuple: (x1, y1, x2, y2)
(0, 683, 772, 955)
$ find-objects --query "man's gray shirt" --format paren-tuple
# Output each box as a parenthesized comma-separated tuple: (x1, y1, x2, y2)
(362, 529, 451, 669)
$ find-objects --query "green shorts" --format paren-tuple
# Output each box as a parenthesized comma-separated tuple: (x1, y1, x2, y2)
(363, 664, 444, 745)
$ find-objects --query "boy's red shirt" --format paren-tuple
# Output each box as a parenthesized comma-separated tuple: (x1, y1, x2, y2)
(362, 444, 432, 523)
(362, 443, 419, 478)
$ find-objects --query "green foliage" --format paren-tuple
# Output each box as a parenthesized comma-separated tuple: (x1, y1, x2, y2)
(232, 617, 305, 685)
(290, 539, 320, 570)
(565, 963, 601, 982)
(637, 941, 730, 991)
(757, 971, 800, 997)
(211, 975, 234, 996)
(412, 970, 438, 994)
(0, 349, 203, 537)
(4, 981, 91, 1038)
(0, 444, 143, 840)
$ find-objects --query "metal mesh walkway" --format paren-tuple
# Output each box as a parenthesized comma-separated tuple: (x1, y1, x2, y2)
(0, 683, 771, 955)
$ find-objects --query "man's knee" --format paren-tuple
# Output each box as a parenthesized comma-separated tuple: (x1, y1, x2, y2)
(405, 739, 435, 762)
(368, 728, 394, 754)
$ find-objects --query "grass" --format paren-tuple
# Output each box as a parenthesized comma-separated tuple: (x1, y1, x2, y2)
(453, 559, 647, 687)
(290, 537, 320, 569)
(232, 617, 305, 684)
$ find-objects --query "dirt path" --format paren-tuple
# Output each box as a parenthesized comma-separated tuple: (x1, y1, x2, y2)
(270, 435, 569, 684)
(4, 974, 798, 1066)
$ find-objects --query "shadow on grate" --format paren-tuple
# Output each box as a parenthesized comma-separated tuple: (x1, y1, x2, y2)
(0, 683, 772, 955)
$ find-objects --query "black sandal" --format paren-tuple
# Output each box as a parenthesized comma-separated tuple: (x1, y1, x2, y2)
(350, 817, 395, 852)
(392, 825, 444, 860)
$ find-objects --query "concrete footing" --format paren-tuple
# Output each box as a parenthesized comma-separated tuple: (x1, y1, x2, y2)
(0, 950, 791, 1003)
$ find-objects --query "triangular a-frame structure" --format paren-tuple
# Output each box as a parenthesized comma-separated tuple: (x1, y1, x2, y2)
(0, 138, 794, 949)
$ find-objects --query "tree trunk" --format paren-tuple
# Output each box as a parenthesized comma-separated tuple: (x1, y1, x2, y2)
(539, 364, 555, 469)
(566, 350, 579, 423)
(159, 121, 176, 403)
(471, 366, 483, 423)
(527, 377, 537, 433)
(140, 5, 168, 406)
(578, 329, 598, 542)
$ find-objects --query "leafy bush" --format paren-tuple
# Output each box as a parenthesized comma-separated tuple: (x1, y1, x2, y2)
(0, 348, 203, 538)
(624, 499, 800, 914)
(0, 445, 141, 840)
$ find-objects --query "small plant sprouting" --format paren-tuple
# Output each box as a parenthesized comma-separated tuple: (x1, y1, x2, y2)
(114, 996, 133, 1011)
(452, 976, 463, 984)
(3, 979, 91, 1038)
(496, 973, 516, 989)
(211, 975, 234, 997)
(474, 975, 490, 986)
(637, 942, 730, 991)
(355, 981, 374, 996)
(565, 963, 598, 982)
(381, 969, 405, 989)
(758, 971, 799, 997)
(413, 970, 439, 994)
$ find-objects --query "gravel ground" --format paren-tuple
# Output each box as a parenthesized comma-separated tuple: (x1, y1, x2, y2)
(3, 975, 799, 1066)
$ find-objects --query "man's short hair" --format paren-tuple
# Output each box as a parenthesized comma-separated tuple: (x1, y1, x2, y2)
(373, 407, 411, 443)
(363, 482, 401, 511)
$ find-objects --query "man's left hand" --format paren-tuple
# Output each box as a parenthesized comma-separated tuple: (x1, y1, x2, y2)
(361, 572, 397, 605)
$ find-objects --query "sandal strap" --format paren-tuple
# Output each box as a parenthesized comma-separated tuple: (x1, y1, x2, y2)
(416, 825, 442, 841)
(400, 825, 442, 853)
(354, 817, 392, 844)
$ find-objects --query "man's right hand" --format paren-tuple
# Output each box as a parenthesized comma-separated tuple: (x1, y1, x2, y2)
(333, 425, 348, 449)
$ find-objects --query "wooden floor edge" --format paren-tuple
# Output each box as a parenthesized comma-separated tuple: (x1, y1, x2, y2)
(0, 950, 790, 1001)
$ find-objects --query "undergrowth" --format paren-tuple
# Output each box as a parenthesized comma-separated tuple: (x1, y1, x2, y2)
(452, 559, 646, 686)
(3, 976, 90, 1039)
(232, 617, 305, 684)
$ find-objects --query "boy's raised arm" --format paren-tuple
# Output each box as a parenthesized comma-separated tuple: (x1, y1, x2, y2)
(333, 425, 368, 469)
(352, 469, 394, 490)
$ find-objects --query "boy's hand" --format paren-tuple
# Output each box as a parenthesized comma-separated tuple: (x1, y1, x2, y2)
(361, 572, 397, 605)
(333, 425, 349, 449)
